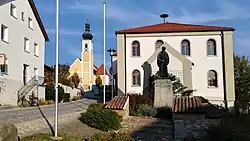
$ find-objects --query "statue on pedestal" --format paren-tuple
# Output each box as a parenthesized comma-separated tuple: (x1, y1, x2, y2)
(157, 47, 169, 78)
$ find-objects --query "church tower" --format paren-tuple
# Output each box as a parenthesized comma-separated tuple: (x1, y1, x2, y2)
(81, 19, 94, 91)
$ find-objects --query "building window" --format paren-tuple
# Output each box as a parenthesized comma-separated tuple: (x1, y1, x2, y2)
(10, 4, 17, 18)
(34, 68, 38, 80)
(24, 38, 30, 52)
(156, 40, 164, 49)
(0, 58, 8, 74)
(1, 25, 8, 42)
(28, 17, 33, 29)
(34, 43, 39, 56)
(21, 12, 24, 21)
(132, 70, 141, 86)
(208, 70, 218, 87)
(84, 43, 88, 51)
(207, 39, 216, 56)
(181, 39, 190, 56)
(132, 41, 140, 57)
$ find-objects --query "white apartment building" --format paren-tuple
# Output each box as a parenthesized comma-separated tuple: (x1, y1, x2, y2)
(0, 0, 49, 106)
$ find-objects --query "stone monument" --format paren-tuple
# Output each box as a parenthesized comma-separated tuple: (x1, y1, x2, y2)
(154, 47, 173, 108)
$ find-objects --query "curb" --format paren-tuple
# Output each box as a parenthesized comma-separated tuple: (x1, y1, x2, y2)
(0, 99, 91, 112)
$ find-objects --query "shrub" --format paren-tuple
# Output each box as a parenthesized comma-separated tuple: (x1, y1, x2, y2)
(64, 93, 70, 102)
(45, 84, 65, 102)
(128, 94, 153, 116)
(155, 106, 173, 119)
(79, 103, 122, 131)
(47, 100, 54, 104)
(91, 132, 132, 141)
(38, 99, 48, 105)
(136, 104, 157, 117)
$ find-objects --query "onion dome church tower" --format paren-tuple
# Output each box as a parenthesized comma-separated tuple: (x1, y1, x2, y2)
(81, 19, 94, 91)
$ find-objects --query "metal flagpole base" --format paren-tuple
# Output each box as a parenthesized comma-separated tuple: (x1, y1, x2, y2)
(50, 136, 63, 140)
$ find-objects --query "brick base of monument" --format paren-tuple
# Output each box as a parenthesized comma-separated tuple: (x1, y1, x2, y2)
(154, 79, 173, 108)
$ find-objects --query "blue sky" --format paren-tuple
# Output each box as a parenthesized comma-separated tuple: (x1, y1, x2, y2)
(34, 0, 250, 68)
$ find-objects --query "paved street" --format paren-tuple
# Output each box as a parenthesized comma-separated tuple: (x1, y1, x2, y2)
(0, 98, 97, 124)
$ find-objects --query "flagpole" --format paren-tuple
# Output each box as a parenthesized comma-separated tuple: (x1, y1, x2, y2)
(54, 0, 59, 138)
(103, 0, 106, 104)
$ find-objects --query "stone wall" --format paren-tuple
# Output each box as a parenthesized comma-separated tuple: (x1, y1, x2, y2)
(112, 101, 129, 120)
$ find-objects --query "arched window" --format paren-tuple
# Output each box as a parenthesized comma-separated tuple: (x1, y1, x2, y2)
(132, 41, 140, 57)
(132, 70, 141, 86)
(181, 39, 190, 56)
(156, 40, 164, 49)
(208, 70, 218, 87)
(207, 39, 216, 56)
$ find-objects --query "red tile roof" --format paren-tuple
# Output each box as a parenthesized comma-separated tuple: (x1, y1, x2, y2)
(105, 95, 129, 110)
(116, 22, 235, 34)
(173, 96, 227, 118)
(173, 96, 207, 113)
(96, 64, 109, 75)
(28, 0, 49, 41)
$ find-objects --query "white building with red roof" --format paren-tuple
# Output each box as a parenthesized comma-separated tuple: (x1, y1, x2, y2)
(115, 17, 235, 107)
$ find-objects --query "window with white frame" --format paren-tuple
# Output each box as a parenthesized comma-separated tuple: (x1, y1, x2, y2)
(24, 38, 30, 52)
(28, 17, 33, 29)
(0, 58, 8, 74)
(34, 43, 39, 56)
(1, 25, 8, 42)
(10, 4, 17, 18)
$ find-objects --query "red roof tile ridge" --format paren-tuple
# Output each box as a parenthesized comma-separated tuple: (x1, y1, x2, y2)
(116, 22, 235, 34)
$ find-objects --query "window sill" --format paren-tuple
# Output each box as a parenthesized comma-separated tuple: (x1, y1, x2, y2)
(131, 56, 141, 58)
(1, 40, 9, 44)
(34, 55, 39, 57)
(11, 15, 17, 19)
(24, 50, 30, 53)
(132, 85, 141, 87)
(0, 72, 8, 76)
(207, 86, 219, 89)
(207, 55, 217, 57)
(29, 27, 33, 30)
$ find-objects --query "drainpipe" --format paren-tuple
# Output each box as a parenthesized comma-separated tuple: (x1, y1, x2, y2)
(221, 31, 228, 110)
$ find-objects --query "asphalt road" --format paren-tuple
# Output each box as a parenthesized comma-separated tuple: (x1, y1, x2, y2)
(0, 98, 97, 124)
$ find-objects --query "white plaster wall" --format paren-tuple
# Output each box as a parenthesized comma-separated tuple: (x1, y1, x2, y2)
(59, 83, 81, 98)
(125, 34, 224, 102)
(0, 0, 46, 105)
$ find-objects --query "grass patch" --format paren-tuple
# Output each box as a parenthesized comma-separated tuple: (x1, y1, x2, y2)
(21, 133, 82, 141)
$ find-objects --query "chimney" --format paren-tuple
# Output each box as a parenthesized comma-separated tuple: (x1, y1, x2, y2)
(160, 14, 169, 23)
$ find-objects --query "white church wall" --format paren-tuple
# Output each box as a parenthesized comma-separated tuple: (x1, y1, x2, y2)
(125, 34, 224, 104)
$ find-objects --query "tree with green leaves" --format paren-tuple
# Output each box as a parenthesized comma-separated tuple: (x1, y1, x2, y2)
(69, 73, 80, 88)
(234, 54, 250, 110)
(150, 72, 196, 96)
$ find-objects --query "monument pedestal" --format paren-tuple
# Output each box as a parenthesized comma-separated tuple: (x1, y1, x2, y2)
(154, 79, 173, 108)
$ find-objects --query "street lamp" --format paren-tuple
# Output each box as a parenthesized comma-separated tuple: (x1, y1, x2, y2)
(107, 48, 117, 99)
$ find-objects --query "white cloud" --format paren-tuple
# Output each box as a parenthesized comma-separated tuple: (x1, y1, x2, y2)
(67, 0, 250, 27)
(171, 1, 250, 24)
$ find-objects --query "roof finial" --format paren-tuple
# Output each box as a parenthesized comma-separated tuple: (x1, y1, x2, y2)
(160, 14, 169, 23)
(86, 18, 88, 23)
